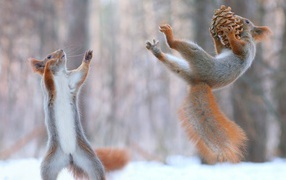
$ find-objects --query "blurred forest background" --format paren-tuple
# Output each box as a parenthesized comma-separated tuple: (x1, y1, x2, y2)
(0, 0, 285, 163)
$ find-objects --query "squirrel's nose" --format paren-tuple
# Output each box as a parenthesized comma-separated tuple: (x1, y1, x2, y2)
(56, 49, 64, 56)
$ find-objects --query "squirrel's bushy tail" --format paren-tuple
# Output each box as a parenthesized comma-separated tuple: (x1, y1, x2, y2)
(179, 82, 247, 163)
(69, 148, 129, 179)
(95, 148, 130, 171)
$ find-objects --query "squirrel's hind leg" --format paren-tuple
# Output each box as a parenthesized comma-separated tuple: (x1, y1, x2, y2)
(41, 146, 69, 180)
(72, 141, 105, 180)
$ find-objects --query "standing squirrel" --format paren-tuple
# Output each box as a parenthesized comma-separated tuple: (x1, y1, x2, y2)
(146, 16, 271, 163)
(30, 50, 129, 179)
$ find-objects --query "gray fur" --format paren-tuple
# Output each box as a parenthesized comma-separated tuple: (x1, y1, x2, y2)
(146, 21, 268, 163)
(146, 32, 256, 90)
(40, 50, 105, 180)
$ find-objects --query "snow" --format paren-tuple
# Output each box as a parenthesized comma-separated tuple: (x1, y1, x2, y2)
(1, 156, 286, 180)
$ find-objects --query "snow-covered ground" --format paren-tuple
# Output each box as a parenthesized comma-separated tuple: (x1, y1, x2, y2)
(1, 156, 286, 180)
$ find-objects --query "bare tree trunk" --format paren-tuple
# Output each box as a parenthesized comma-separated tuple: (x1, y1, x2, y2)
(65, 0, 89, 68)
(193, 0, 218, 53)
(276, 6, 286, 157)
(38, 2, 58, 56)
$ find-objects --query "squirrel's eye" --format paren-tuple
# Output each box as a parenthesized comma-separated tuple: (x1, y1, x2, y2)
(245, 20, 250, 24)
(47, 55, 52, 59)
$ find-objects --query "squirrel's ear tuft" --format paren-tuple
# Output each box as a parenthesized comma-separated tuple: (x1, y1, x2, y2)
(252, 26, 272, 42)
(29, 58, 45, 75)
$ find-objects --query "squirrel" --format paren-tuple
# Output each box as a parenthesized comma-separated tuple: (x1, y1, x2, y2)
(30, 49, 129, 179)
(146, 16, 271, 163)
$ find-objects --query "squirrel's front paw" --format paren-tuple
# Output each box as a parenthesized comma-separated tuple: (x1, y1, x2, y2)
(159, 24, 173, 35)
(146, 39, 160, 51)
(209, 27, 220, 40)
(222, 27, 235, 36)
(84, 50, 93, 63)
(146, 39, 162, 59)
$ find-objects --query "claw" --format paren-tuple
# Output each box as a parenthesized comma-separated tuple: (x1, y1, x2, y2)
(146, 41, 151, 49)
(84, 50, 93, 62)
(222, 26, 235, 34)
(159, 24, 173, 37)
(159, 26, 166, 32)
(145, 39, 159, 50)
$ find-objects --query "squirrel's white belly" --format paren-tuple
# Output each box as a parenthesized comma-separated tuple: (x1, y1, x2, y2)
(54, 75, 76, 154)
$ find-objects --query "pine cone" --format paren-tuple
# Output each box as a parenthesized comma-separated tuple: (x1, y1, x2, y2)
(210, 5, 243, 48)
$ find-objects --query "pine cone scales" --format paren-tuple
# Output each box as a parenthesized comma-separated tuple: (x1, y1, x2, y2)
(210, 5, 243, 48)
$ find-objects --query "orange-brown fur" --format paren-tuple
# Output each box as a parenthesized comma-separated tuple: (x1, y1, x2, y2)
(70, 60, 90, 90)
(146, 17, 271, 163)
(225, 28, 246, 58)
(31, 50, 106, 180)
(43, 60, 56, 100)
(69, 148, 129, 179)
(30, 58, 46, 75)
(179, 83, 247, 163)
(95, 148, 130, 172)
(77, 136, 95, 156)
(31, 50, 128, 179)
(212, 20, 271, 56)
(160, 24, 196, 54)
(251, 26, 271, 42)
(43, 144, 57, 162)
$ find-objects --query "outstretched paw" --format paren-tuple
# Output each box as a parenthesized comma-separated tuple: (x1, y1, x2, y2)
(159, 24, 173, 35)
(159, 24, 175, 48)
(146, 39, 159, 50)
(84, 50, 93, 63)
(146, 39, 163, 60)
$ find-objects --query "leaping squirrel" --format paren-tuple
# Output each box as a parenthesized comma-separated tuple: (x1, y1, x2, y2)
(146, 16, 271, 163)
(30, 50, 129, 179)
